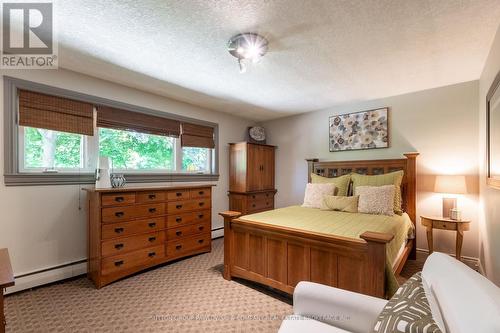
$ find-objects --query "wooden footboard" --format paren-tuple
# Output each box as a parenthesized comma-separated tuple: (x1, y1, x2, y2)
(220, 211, 394, 298)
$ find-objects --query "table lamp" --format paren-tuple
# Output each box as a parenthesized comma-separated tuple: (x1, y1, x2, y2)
(434, 175, 467, 220)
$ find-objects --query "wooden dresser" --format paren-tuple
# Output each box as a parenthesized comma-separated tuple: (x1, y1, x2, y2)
(228, 142, 277, 215)
(85, 184, 213, 288)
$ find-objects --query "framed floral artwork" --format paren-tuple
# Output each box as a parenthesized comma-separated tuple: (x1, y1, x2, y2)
(329, 107, 389, 152)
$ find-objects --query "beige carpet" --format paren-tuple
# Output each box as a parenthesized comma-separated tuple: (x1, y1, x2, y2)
(5, 238, 464, 332)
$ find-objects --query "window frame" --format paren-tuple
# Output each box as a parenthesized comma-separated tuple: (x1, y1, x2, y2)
(4, 76, 219, 186)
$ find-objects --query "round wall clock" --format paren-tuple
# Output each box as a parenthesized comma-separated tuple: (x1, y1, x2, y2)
(248, 126, 266, 144)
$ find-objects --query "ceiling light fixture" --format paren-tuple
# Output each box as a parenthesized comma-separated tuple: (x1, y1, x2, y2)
(228, 33, 268, 73)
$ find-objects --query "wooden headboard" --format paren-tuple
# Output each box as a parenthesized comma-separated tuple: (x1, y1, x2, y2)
(306, 153, 419, 225)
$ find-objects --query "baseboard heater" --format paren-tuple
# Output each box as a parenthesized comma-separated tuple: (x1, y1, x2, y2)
(5, 229, 224, 294)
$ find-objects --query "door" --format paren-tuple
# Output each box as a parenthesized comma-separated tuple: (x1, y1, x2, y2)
(260, 145, 275, 190)
(246, 144, 262, 191)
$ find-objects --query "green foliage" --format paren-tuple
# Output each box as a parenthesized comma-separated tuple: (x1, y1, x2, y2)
(182, 147, 209, 172)
(24, 127, 81, 168)
(99, 128, 174, 170)
(24, 126, 210, 172)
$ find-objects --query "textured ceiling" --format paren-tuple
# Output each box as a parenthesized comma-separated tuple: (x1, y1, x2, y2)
(55, 0, 500, 121)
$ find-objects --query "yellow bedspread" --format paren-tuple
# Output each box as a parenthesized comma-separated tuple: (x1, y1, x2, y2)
(240, 206, 414, 296)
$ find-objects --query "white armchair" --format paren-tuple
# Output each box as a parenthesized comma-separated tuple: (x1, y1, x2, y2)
(279, 252, 500, 333)
(279, 282, 387, 333)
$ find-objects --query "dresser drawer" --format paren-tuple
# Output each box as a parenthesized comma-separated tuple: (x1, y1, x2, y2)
(102, 193, 135, 207)
(167, 198, 210, 214)
(102, 203, 165, 223)
(136, 191, 165, 203)
(166, 233, 211, 257)
(101, 245, 164, 275)
(102, 205, 138, 223)
(166, 221, 210, 240)
(190, 187, 211, 199)
(102, 231, 165, 257)
(247, 192, 274, 201)
(247, 199, 273, 211)
(167, 189, 189, 201)
(102, 217, 164, 239)
(135, 203, 165, 218)
(166, 212, 194, 228)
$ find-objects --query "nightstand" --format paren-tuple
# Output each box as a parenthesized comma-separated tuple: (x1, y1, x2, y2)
(421, 216, 470, 260)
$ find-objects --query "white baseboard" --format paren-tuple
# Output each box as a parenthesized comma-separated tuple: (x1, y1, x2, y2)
(5, 260, 87, 295)
(6, 232, 224, 294)
(211, 228, 223, 239)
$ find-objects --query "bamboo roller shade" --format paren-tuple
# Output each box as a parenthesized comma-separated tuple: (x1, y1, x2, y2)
(18, 90, 94, 136)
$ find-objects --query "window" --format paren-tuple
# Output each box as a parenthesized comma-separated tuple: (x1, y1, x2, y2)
(182, 147, 211, 172)
(20, 126, 90, 172)
(99, 128, 175, 171)
(4, 77, 219, 185)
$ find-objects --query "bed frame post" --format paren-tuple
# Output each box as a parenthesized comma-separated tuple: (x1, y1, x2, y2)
(306, 158, 319, 183)
(404, 153, 419, 260)
(360, 231, 394, 298)
(219, 211, 242, 281)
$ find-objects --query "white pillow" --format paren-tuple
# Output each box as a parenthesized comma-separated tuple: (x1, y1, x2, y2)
(355, 185, 395, 216)
(302, 183, 336, 209)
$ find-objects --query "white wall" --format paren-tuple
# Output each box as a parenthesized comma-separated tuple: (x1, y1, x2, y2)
(263, 81, 480, 258)
(478, 24, 500, 286)
(0, 69, 254, 277)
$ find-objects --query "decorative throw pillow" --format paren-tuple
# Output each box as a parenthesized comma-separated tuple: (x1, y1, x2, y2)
(320, 195, 359, 213)
(311, 173, 351, 196)
(373, 272, 442, 333)
(351, 170, 404, 214)
(356, 185, 395, 216)
(302, 183, 336, 209)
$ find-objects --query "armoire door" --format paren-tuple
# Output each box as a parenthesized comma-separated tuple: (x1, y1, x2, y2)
(260, 145, 275, 190)
(247, 144, 263, 191)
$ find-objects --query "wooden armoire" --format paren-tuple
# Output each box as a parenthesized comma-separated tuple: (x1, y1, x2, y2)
(228, 142, 277, 215)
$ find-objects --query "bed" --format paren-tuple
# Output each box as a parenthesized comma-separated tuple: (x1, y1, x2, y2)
(220, 153, 418, 298)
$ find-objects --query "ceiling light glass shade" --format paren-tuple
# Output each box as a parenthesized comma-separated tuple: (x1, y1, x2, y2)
(228, 33, 268, 72)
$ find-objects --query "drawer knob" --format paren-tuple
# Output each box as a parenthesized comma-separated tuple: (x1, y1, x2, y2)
(252, 195, 256, 199)
(176, 217, 182, 223)
(114, 243, 124, 250)
(198, 214, 204, 219)
(198, 226, 204, 231)
(266, 202, 269, 205)
(148, 237, 156, 242)
(199, 202, 204, 207)
(114, 260, 124, 267)
(115, 196, 124, 202)
(176, 205, 182, 209)
(148, 222, 156, 228)
(149, 208, 157, 213)
(198, 239, 204, 244)
(176, 231, 182, 236)
(176, 192, 182, 197)
(115, 212, 124, 217)
(114, 227, 124, 234)
(148, 194, 156, 199)
(266, 193, 269, 197)
(199, 191, 204, 195)
(148, 252, 156, 258)
(252, 204, 256, 208)
(176, 245, 182, 250)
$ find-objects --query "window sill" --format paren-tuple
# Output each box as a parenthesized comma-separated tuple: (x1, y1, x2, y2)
(4, 173, 220, 186)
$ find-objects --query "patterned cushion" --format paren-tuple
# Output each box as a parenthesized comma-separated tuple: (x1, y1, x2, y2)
(351, 170, 404, 214)
(355, 185, 395, 216)
(302, 183, 336, 209)
(310, 173, 351, 196)
(320, 195, 359, 213)
(373, 272, 442, 333)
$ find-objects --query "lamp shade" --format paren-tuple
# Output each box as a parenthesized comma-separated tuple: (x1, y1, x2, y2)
(434, 175, 467, 194)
